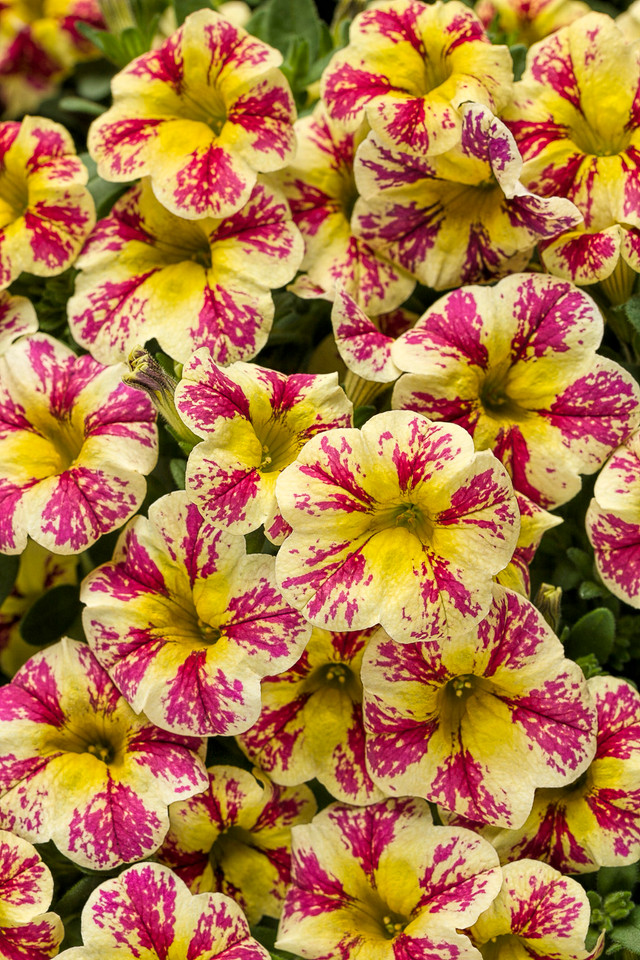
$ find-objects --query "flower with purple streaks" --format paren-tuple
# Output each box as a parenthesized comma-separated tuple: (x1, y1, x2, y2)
(0, 830, 63, 960)
(276, 797, 502, 960)
(68, 177, 303, 366)
(81, 491, 311, 737)
(275, 408, 519, 643)
(88, 8, 296, 221)
(0, 115, 95, 289)
(157, 765, 316, 923)
(176, 357, 352, 543)
(0, 291, 37, 353)
(0, 332, 158, 554)
(0, 637, 208, 870)
(391, 273, 640, 509)
(504, 13, 640, 293)
(586, 429, 640, 608)
(362, 585, 596, 827)
(238, 626, 384, 805)
(321, 0, 513, 157)
(55, 861, 270, 960)
(353, 103, 582, 291)
(474, 0, 589, 46)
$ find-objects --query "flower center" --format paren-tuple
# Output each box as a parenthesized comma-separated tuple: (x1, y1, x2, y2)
(197, 618, 221, 644)
(85, 741, 114, 764)
(43, 415, 85, 474)
(158, 225, 212, 269)
(570, 119, 632, 158)
(47, 722, 123, 767)
(480, 368, 525, 421)
(439, 673, 483, 728)
(382, 913, 408, 938)
(0, 164, 28, 228)
(180, 85, 228, 136)
(370, 499, 435, 544)
(255, 417, 299, 473)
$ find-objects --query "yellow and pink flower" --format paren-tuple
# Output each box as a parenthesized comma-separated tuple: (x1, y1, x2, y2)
(157, 765, 316, 923)
(321, 0, 513, 157)
(0, 637, 208, 870)
(275, 409, 519, 643)
(0, 115, 95, 289)
(68, 178, 303, 366)
(176, 357, 353, 544)
(474, 0, 589, 46)
(0, 830, 63, 960)
(0, 290, 37, 353)
(0, 333, 158, 555)
(81, 491, 311, 737)
(88, 8, 297, 220)
(362, 586, 596, 827)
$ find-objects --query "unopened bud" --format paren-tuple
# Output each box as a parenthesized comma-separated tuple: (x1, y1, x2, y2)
(534, 583, 562, 633)
(124, 347, 200, 454)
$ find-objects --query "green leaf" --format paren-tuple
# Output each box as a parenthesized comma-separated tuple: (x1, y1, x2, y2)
(174, 0, 213, 26)
(566, 607, 616, 662)
(621, 294, 640, 336)
(510, 43, 527, 81)
(354, 405, 377, 428)
(0, 553, 19, 607)
(598, 865, 640, 897)
(20, 584, 82, 647)
(579, 580, 604, 600)
(610, 923, 640, 953)
(58, 97, 106, 116)
(170, 458, 187, 489)
(254, 0, 323, 60)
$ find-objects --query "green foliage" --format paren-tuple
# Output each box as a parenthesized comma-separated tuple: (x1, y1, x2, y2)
(0, 554, 19, 608)
(20, 585, 82, 647)
(565, 607, 616, 663)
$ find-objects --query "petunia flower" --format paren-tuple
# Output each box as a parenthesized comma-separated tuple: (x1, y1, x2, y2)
(0, 333, 158, 555)
(238, 627, 384, 805)
(275, 408, 520, 643)
(362, 585, 596, 828)
(474, 0, 589, 46)
(468, 859, 603, 960)
(0, 830, 63, 960)
(504, 13, 640, 298)
(0, 115, 95, 289)
(156, 765, 316, 924)
(276, 797, 503, 960)
(586, 429, 640, 608)
(352, 103, 582, 291)
(0, 291, 37, 354)
(88, 8, 297, 220)
(0, 539, 78, 677)
(278, 105, 414, 315)
(390, 273, 640, 509)
(175, 356, 353, 544)
(0, 637, 208, 870)
(67, 177, 303, 366)
(81, 491, 311, 737)
(321, 0, 513, 157)
(55, 861, 270, 960)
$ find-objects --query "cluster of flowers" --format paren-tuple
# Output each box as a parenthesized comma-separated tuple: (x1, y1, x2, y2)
(0, 0, 640, 956)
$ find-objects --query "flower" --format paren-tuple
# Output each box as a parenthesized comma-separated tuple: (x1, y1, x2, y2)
(390, 273, 640, 509)
(586, 429, 640, 608)
(68, 177, 303, 366)
(175, 357, 353, 543)
(55, 861, 271, 960)
(0, 539, 78, 677)
(275, 409, 519, 643)
(0, 115, 95, 289)
(352, 103, 582, 291)
(474, 0, 589, 46)
(468, 859, 602, 960)
(157, 765, 316, 923)
(0, 290, 37, 354)
(88, 8, 297, 220)
(0, 637, 208, 870)
(0, 830, 63, 960)
(362, 585, 596, 827)
(330, 287, 416, 385)
(238, 627, 384, 805)
(321, 0, 513, 157)
(0, 333, 158, 554)
(276, 797, 503, 960)
(81, 491, 311, 737)
(278, 105, 414, 315)
(504, 13, 640, 295)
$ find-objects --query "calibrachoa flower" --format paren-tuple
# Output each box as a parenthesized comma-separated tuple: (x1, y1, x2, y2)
(321, 0, 513, 157)
(81, 491, 311, 737)
(586, 429, 640, 608)
(276, 797, 503, 960)
(68, 178, 303, 366)
(55, 861, 270, 960)
(353, 104, 582, 291)
(175, 357, 353, 543)
(0, 539, 78, 676)
(88, 8, 297, 220)
(504, 13, 640, 295)
(330, 287, 416, 385)
(0, 830, 63, 960)
(157, 765, 316, 923)
(474, 0, 589, 46)
(0, 333, 158, 555)
(0, 115, 95, 289)
(362, 585, 596, 827)
(0, 290, 36, 354)
(278, 105, 414, 315)
(0, 637, 208, 870)
(238, 627, 384, 805)
(275, 409, 519, 643)
(468, 860, 602, 960)
(390, 274, 640, 509)
(454, 676, 640, 872)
